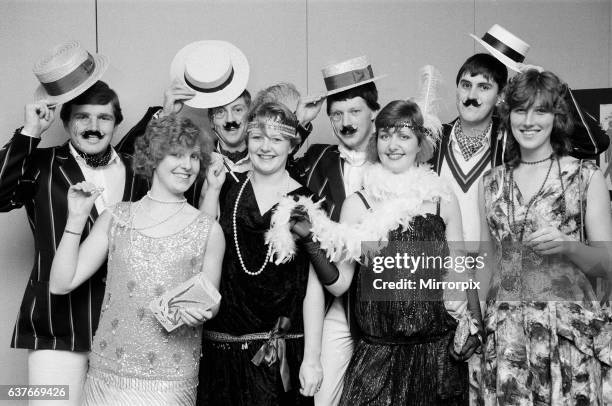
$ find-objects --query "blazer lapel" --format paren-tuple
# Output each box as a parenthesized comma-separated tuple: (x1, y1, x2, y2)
(319, 147, 345, 221)
(56, 143, 99, 221)
(120, 154, 137, 201)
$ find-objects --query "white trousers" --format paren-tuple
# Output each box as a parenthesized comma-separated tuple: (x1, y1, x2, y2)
(28, 349, 88, 406)
(314, 298, 354, 406)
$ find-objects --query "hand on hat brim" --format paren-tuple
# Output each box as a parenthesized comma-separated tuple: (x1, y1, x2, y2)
(162, 79, 197, 116)
(301, 94, 327, 104)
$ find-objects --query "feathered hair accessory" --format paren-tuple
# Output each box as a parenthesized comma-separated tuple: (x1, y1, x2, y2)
(411, 65, 444, 147)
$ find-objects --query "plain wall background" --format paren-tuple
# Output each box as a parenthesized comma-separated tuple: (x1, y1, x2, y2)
(1, 0, 611, 400)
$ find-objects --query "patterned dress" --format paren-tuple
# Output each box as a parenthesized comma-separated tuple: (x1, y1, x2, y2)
(83, 202, 213, 406)
(339, 193, 468, 406)
(481, 159, 612, 405)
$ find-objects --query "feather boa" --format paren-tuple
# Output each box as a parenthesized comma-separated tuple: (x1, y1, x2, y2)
(266, 164, 452, 264)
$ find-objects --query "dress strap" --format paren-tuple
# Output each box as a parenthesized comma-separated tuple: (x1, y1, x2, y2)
(436, 199, 441, 216)
(355, 190, 371, 209)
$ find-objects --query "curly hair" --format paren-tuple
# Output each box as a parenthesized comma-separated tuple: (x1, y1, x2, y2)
(369, 100, 434, 164)
(252, 82, 301, 113)
(133, 115, 213, 182)
(499, 69, 573, 168)
(246, 101, 300, 148)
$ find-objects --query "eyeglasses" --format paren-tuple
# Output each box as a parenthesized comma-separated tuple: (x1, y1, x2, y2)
(211, 104, 247, 120)
(329, 108, 364, 123)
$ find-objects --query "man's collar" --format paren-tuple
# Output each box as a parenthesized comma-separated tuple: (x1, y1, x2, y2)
(338, 144, 368, 166)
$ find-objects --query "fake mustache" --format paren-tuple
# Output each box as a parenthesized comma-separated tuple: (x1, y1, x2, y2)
(339, 126, 358, 135)
(81, 131, 104, 139)
(463, 98, 481, 108)
(223, 121, 241, 131)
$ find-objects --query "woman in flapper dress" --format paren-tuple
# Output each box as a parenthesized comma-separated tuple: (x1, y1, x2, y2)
(197, 101, 325, 406)
(50, 116, 225, 405)
(290, 99, 484, 405)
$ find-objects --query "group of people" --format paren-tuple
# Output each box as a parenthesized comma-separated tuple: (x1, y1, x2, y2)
(2, 23, 612, 406)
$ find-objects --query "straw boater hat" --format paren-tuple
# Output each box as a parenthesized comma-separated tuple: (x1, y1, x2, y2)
(470, 24, 530, 73)
(33, 40, 109, 106)
(170, 40, 250, 109)
(321, 55, 386, 96)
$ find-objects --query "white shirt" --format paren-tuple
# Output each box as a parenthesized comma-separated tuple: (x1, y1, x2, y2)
(338, 145, 370, 195)
(69, 144, 126, 214)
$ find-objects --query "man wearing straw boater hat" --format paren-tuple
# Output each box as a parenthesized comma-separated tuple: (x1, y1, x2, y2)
(116, 40, 321, 199)
(291, 55, 384, 406)
(0, 41, 147, 405)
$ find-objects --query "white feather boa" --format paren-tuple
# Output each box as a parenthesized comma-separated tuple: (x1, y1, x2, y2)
(265, 164, 452, 264)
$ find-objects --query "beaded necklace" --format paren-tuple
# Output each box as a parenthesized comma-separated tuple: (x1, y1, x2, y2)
(146, 191, 187, 204)
(520, 154, 553, 166)
(507, 157, 556, 242)
(233, 171, 290, 276)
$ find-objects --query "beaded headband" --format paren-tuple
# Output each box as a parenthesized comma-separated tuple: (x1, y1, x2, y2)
(378, 120, 437, 145)
(247, 119, 298, 139)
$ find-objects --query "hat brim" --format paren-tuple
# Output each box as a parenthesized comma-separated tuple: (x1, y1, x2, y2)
(322, 74, 388, 97)
(33, 54, 109, 106)
(170, 40, 250, 109)
(470, 34, 522, 73)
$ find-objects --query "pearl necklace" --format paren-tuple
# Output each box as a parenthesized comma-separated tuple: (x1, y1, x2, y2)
(146, 191, 187, 204)
(131, 198, 187, 231)
(233, 172, 290, 276)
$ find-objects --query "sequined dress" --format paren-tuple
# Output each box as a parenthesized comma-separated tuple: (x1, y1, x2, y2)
(197, 173, 313, 406)
(339, 197, 468, 405)
(83, 202, 213, 406)
(481, 159, 612, 405)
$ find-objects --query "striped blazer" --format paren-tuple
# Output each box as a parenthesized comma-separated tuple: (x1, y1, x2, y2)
(0, 132, 148, 351)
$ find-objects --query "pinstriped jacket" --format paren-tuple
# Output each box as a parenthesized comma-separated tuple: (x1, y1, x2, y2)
(0, 132, 148, 351)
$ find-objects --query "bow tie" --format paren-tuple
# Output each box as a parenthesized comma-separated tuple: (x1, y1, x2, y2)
(338, 145, 367, 166)
(218, 144, 248, 163)
(73, 145, 113, 168)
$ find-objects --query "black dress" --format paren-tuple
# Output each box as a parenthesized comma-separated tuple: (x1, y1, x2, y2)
(197, 173, 314, 406)
(340, 194, 468, 406)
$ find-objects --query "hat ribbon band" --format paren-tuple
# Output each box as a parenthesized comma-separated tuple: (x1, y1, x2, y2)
(481, 33, 525, 63)
(324, 66, 374, 91)
(41, 54, 96, 96)
(185, 68, 235, 93)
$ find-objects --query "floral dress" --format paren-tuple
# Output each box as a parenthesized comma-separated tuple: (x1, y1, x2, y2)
(481, 159, 612, 405)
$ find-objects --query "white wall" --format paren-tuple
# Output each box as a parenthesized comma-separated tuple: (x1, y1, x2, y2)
(1, 0, 611, 395)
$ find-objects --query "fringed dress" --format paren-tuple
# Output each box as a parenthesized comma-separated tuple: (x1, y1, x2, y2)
(83, 203, 213, 406)
(339, 192, 468, 406)
(481, 159, 612, 405)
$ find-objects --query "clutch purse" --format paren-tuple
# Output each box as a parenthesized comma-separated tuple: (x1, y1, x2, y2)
(149, 274, 221, 332)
